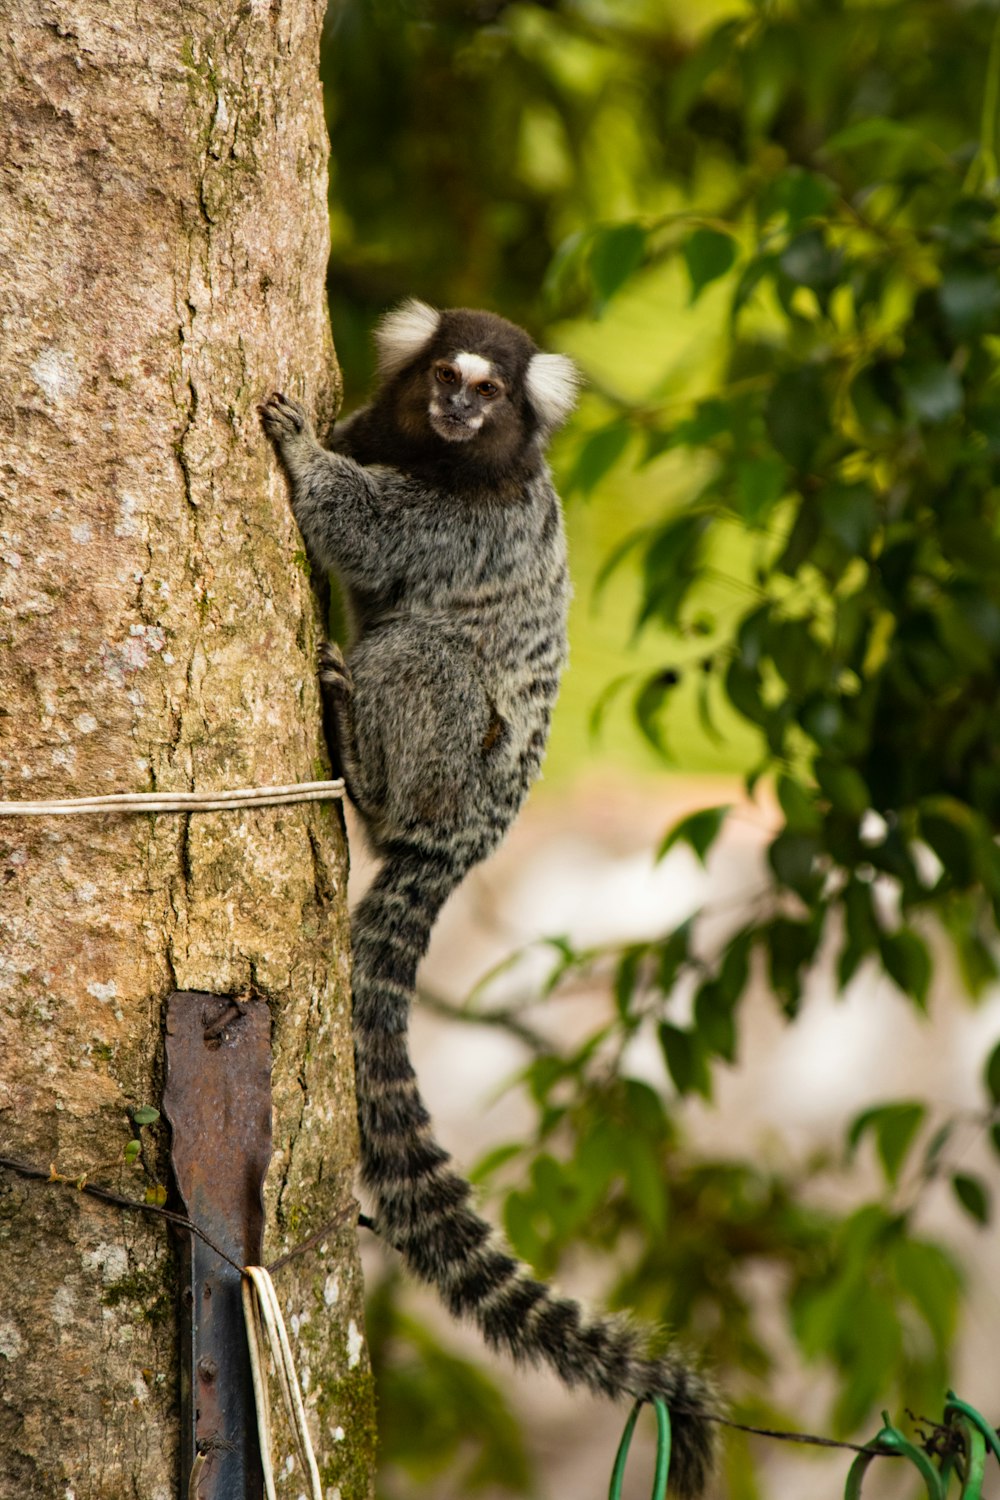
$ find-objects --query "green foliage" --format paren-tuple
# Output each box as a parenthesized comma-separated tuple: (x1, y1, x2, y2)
(366, 1274, 534, 1499)
(656, 804, 731, 865)
(465, 1006, 967, 1434)
(683, 228, 738, 303)
(848, 1102, 927, 1187)
(542, 0, 1000, 1022)
(790, 1206, 961, 1433)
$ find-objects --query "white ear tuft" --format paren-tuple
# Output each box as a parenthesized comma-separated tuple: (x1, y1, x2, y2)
(374, 298, 441, 379)
(525, 351, 580, 430)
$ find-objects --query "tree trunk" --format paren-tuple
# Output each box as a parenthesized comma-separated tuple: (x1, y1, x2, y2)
(0, 3, 375, 1497)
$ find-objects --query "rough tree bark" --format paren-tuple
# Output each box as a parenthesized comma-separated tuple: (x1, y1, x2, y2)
(0, 3, 375, 1497)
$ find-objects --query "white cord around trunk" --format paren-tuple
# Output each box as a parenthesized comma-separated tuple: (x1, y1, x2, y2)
(242, 1265, 324, 1500)
(0, 778, 344, 817)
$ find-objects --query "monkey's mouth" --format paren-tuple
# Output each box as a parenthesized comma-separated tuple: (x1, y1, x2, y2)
(430, 409, 482, 443)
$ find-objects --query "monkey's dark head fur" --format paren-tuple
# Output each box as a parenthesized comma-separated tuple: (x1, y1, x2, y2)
(335, 299, 579, 490)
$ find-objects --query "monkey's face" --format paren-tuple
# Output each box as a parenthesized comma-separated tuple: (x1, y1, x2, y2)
(374, 303, 578, 473)
(426, 352, 507, 444)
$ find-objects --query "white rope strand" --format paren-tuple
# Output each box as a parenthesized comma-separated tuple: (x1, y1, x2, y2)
(242, 1274, 278, 1500)
(0, 779, 344, 817)
(242, 1266, 323, 1500)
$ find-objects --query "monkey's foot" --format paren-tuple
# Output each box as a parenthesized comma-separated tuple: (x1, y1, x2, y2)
(319, 640, 354, 696)
(259, 391, 311, 443)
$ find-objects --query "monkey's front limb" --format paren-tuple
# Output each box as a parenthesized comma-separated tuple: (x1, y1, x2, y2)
(260, 392, 403, 592)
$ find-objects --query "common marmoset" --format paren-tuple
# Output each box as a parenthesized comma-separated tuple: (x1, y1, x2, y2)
(260, 301, 716, 1496)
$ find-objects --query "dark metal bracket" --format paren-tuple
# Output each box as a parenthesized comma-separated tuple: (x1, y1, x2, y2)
(163, 991, 273, 1500)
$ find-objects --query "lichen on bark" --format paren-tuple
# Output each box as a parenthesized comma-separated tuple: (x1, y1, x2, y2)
(0, 2, 374, 1496)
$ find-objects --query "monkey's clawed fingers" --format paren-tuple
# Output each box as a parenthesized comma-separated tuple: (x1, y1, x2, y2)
(258, 391, 309, 441)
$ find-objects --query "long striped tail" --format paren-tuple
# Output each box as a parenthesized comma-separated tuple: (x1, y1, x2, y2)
(351, 839, 719, 1498)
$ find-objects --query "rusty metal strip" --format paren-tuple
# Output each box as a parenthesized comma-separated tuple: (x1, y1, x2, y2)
(163, 991, 273, 1500)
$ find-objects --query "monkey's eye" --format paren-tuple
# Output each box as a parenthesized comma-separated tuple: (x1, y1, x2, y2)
(477, 381, 499, 398)
(435, 364, 458, 385)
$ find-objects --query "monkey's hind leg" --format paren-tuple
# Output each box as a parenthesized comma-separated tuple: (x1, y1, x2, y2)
(319, 642, 376, 820)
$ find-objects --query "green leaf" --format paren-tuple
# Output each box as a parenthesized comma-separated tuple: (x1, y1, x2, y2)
(132, 1106, 160, 1127)
(844, 876, 879, 945)
(922, 1121, 954, 1172)
(815, 760, 869, 818)
(764, 167, 837, 227)
(824, 117, 932, 153)
(470, 1143, 522, 1185)
(577, 1119, 626, 1201)
(656, 922, 692, 994)
(623, 1135, 668, 1232)
(817, 483, 879, 556)
(614, 944, 646, 1018)
(638, 513, 710, 630)
(565, 422, 631, 497)
(543, 228, 590, 311)
(766, 368, 828, 471)
(778, 228, 841, 291)
(799, 696, 846, 751)
(503, 1191, 545, 1267)
(696, 663, 724, 746)
(666, 17, 742, 123)
(768, 829, 823, 898)
(879, 928, 932, 1008)
(732, 253, 777, 316)
(899, 362, 963, 425)
(735, 455, 787, 525)
(725, 657, 767, 727)
(764, 917, 821, 1014)
(633, 670, 681, 757)
(736, 603, 771, 670)
(771, 791, 821, 856)
(531, 1153, 579, 1238)
(673, 397, 733, 445)
(952, 1172, 990, 1226)
(658, 1023, 712, 1099)
(593, 526, 649, 600)
(657, 805, 731, 866)
(892, 1238, 960, 1349)
(938, 268, 1000, 339)
(921, 805, 976, 889)
(770, 617, 827, 697)
(777, 496, 823, 574)
(984, 1039, 1000, 1106)
(682, 227, 738, 302)
(847, 1102, 926, 1186)
(588, 672, 634, 742)
(743, 25, 797, 132)
(123, 1140, 141, 1165)
(694, 980, 737, 1063)
(589, 221, 647, 310)
(718, 929, 752, 1003)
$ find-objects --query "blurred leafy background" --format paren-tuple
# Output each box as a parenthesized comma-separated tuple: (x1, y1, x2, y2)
(320, 1, 1000, 1494)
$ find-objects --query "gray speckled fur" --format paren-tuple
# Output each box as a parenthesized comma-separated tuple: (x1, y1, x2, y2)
(260, 305, 718, 1497)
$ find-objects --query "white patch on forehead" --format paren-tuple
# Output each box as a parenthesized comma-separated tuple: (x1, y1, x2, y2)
(453, 352, 495, 384)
